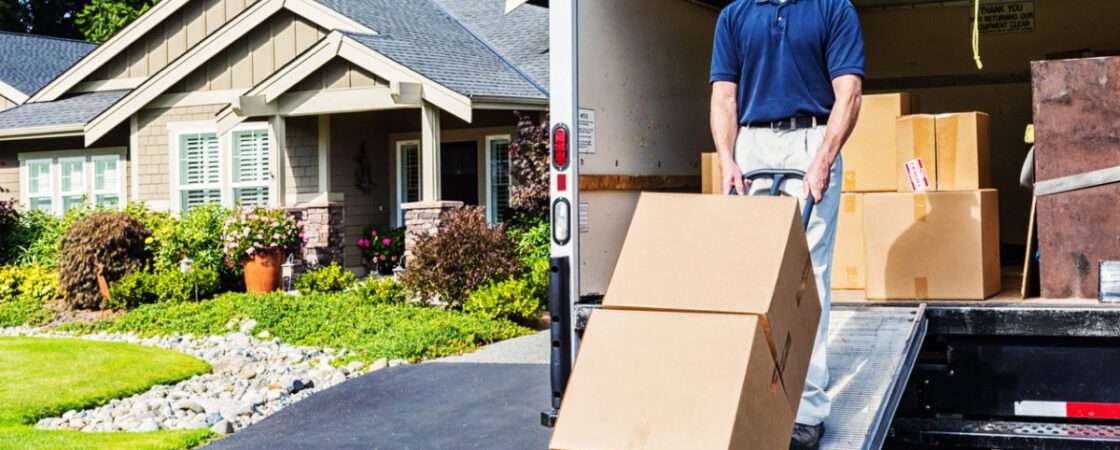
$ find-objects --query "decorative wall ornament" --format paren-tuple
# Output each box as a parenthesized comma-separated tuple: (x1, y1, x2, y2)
(353, 142, 376, 194)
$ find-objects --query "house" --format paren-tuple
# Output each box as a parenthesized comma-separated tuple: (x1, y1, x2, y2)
(0, 0, 549, 272)
(0, 32, 96, 111)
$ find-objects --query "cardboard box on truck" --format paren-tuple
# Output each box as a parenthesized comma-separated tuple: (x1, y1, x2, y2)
(935, 112, 991, 191)
(832, 193, 866, 290)
(843, 93, 919, 193)
(604, 193, 820, 410)
(864, 190, 1001, 300)
(896, 115, 938, 192)
(549, 309, 794, 450)
(702, 152, 721, 194)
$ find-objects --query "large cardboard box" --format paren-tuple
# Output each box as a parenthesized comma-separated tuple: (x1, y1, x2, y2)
(550, 309, 794, 450)
(604, 193, 821, 409)
(935, 112, 991, 191)
(843, 93, 919, 192)
(702, 152, 721, 194)
(831, 193, 866, 289)
(895, 115, 938, 192)
(864, 190, 1001, 300)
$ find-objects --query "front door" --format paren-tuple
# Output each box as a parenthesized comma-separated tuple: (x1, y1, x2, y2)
(440, 141, 478, 205)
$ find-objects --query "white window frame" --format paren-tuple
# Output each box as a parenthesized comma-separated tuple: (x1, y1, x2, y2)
(169, 122, 273, 213)
(92, 154, 123, 208)
(18, 148, 127, 215)
(395, 139, 422, 226)
(229, 123, 272, 208)
(484, 134, 512, 223)
(58, 156, 87, 213)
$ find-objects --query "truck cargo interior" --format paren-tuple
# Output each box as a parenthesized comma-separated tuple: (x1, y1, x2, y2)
(544, 0, 1120, 449)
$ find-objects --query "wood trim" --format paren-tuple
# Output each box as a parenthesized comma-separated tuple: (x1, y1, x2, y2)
(73, 77, 147, 93)
(29, 0, 191, 103)
(283, 0, 376, 35)
(149, 89, 248, 109)
(338, 38, 473, 122)
(578, 175, 701, 192)
(0, 81, 29, 105)
(0, 125, 84, 141)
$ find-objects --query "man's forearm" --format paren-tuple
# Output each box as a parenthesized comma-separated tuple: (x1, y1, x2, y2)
(710, 82, 739, 164)
(819, 75, 863, 166)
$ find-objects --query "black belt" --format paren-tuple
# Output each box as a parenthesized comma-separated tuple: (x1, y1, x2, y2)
(747, 115, 829, 130)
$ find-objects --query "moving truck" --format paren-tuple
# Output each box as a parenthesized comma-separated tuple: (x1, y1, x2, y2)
(537, 0, 1120, 448)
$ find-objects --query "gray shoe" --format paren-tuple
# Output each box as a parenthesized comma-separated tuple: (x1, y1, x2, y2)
(790, 422, 824, 450)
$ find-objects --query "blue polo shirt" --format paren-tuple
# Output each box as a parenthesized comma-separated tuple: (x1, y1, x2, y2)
(710, 0, 865, 124)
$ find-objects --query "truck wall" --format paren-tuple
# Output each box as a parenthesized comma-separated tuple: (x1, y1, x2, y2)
(860, 0, 1120, 246)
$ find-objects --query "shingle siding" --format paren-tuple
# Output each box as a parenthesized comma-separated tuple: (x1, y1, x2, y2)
(284, 116, 319, 199)
(135, 105, 224, 204)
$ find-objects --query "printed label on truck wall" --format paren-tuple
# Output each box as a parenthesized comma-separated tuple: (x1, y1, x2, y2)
(578, 108, 596, 154)
(970, 1, 1034, 34)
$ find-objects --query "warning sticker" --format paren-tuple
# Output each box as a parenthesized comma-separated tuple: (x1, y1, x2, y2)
(904, 158, 931, 192)
(970, 1, 1034, 34)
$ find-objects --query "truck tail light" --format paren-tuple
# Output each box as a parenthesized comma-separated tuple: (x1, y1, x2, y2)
(552, 124, 570, 170)
(553, 198, 571, 245)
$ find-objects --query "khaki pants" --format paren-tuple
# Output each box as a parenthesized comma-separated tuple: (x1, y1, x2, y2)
(734, 125, 841, 426)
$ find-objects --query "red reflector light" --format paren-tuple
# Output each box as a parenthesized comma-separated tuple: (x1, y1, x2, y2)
(552, 124, 570, 170)
(557, 174, 567, 192)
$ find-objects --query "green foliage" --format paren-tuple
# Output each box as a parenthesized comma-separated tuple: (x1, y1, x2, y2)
(0, 336, 212, 449)
(401, 206, 522, 308)
(222, 207, 305, 265)
(508, 215, 551, 306)
(64, 292, 532, 362)
(107, 265, 220, 310)
(0, 265, 59, 327)
(295, 263, 357, 294)
(58, 212, 152, 310)
(0, 198, 18, 265)
(352, 277, 409, 306)
(0, 1, 84, 40)
(76, 0, 155, 43)
(357, 226, 405, 275)
(463, 277, 542, 325)
(149, 203, 239, 287)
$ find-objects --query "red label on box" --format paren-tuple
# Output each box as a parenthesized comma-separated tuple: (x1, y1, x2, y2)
(904, 158, 931, 192)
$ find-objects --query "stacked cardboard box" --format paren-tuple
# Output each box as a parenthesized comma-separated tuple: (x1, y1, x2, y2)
(550, 193, 821, 450)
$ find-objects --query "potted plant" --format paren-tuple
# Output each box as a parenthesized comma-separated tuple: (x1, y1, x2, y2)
(357, 226, 405, 276)
(222, 207, 304, 293)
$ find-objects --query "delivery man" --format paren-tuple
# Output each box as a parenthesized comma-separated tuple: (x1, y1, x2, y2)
(709, 1, 864, 449)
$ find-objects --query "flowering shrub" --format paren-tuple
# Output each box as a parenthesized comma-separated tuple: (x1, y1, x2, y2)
(357, 226, 405, 275)
(222, 207, 304, 266)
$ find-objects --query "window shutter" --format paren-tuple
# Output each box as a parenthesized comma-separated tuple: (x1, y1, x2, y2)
(180, 133, 220, 186)
(490, 139, 511, 222)
(233, 129, 269, 183)
(403, 144, 420, 203)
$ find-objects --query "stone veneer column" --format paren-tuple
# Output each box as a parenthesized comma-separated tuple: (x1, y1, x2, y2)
(401, 201, 464, 264)
(286, 203, 345, 269)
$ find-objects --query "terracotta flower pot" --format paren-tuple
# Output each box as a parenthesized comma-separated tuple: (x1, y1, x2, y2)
(243, 251, 284, 294)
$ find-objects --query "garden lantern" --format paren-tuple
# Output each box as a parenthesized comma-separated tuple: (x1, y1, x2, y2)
(179, 256, 193, 274)
(392, 255, 407, 282)
(282, 254, 300, 291)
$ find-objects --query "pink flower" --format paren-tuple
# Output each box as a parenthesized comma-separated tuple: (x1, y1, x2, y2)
(380, 255, 387, 262)
(371, 230, 378, 237)
(273, 233, 282, 239)
(382, 238, 391, 246)
(297, 220, 305, 227)
(391, 256, 397, 262)
(247, 248, 256, 255)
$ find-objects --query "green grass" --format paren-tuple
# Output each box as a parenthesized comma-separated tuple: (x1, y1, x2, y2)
(61, 292, 533, 363)
(0, 337, 213, 450)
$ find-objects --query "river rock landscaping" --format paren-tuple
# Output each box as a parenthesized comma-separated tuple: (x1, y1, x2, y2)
(3, 319, 403, 436)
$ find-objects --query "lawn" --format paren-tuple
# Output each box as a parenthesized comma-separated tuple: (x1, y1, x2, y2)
(62, 292, 534, 363)
(0, 337, 213, 450)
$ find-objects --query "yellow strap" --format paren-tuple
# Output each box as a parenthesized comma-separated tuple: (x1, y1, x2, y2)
(972, 0, 984, 70)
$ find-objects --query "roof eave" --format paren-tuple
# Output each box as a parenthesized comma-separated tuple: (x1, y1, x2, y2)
(0, 124, 84, 142)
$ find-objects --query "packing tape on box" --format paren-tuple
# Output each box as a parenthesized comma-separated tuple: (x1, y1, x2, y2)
(914, 277, 929, 299)
(843, 171, 856, 191)
(846, 266, 859, 286)
(939, 115, 958, 189)
(844, 195, 857, 213)
(769, 332, 794, 394)
(913, 193, 928, 223)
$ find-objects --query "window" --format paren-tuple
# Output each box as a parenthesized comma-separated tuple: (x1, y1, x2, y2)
(397, 141, 421, 225)
(92, 155, 121, 208)
(177, 132, 222, 212)
(232, 128, 270, 207)
(25, 159, 52, 213)
(20, 150, 125, 214)
(60, 157, 85, 213)
(487, 136, 511, 223)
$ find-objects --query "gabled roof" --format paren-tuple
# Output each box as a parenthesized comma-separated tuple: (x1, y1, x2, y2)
(434, 0, 548, 91)
(0, 90, 129, 140)
(317, 0, 548, 100)
(0, 32, 96, 102)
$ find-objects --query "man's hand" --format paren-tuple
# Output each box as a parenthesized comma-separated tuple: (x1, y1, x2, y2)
(803, 154, 830, 202)
(804, 74, 863, 202)
(722, 157, 749, 195)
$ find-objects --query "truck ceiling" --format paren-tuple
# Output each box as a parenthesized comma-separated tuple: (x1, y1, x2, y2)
(514, 0, 996, 12)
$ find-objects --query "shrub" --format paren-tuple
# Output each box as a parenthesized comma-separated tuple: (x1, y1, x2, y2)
(0, 265, 60, 327)
(0, 197, 17, 264)
(296, 263, 357, 294)
(400, 206, 521, 308)
(58, 212, 152, 310)
(7, 209, 62, 267)
(508, 216, 551, 307)
(352, 277, 408, 306)
(509, 113, 550, 216)
(222, 207, 304, 266)
(463, 277, 542, 325)
(357, 226, 405, 275)
(149, 203, 240, 289)
(107, 265, 220, 310)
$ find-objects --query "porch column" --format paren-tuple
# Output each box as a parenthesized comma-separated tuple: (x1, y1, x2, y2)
(317, 115, 332, 196)
(269, 115, 287, 208)
(420, 102, 441, 202)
